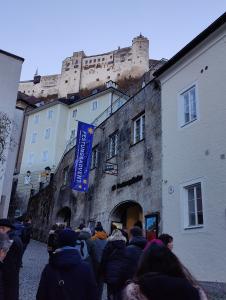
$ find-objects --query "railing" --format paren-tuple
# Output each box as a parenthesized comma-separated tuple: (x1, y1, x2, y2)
(91, 95, 128, 127)
(54, 94, 129, 173)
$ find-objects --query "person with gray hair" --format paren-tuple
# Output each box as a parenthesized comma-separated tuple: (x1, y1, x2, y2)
(0, 232, 12, 300)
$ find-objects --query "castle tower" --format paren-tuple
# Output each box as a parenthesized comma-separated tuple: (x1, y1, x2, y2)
(132, 34, 149, 76)
(59, 51, 85, 97)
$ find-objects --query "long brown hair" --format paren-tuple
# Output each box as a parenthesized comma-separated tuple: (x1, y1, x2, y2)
(136, 245, 197, 286)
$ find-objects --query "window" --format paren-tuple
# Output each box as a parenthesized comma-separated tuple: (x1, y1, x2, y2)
(70, 129, 75, 139)
(72, 109, 77, 118)
(133, 114, 145, 144)
(89, 60, 92, 63)
(184, 182, 203, 227)
(48, 110, 53, 120)
(91, 146, 98, 169)
(44, 128, 51, 139)
(102, 58, 105, 61)
(31, 132, 37, 144)
(27, 153, 34, 165)
(91, 100, 98, 111)
(108, 131, 118, 159)
(42, 151, 48, 162)
(181, 85, 197, 126)
(34, 115, 39, 124)
(63, 166, 69, 185)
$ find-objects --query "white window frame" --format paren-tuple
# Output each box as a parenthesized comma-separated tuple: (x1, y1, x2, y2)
(133, 113, 145, 144)
(31, 132, 37, 144)
(44, 128, 51, 140)
(34, 114, 39, 124)
(91, 100, 98, 111)
(178, 83, 198, 127)
(27, 153, 34, 165)
(108, 131, 118, 159)
(42, 150, 48, 162)
(72, 109, 77, 118)
(47, 110, 53, 120)
(91, 146, 98, 169)
(181, 179, 204, 229)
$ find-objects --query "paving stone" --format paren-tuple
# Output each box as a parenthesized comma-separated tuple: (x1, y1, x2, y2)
(19, 239, 48, 300)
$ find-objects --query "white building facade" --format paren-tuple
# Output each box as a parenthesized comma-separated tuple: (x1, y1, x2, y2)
(19, 35, 149, 98)
(156, 13, 226, 283)
(0, 50, 24, 217)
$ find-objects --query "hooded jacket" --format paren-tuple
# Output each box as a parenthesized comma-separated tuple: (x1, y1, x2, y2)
(36, 248, 98, 300)
(124, 236, 147, 280)
(101, 236, 127, 292)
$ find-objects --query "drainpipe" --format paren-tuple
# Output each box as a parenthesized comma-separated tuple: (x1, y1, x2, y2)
(110, 90, 114, 115)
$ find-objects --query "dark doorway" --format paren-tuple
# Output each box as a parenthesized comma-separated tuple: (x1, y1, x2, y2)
(110, 201, 143, 233)
(56, 206, 71, 226)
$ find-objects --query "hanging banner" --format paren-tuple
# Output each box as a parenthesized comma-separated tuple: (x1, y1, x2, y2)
(71, 121, 94, 192)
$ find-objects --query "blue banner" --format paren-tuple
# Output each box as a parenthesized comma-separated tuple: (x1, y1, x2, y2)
(71, 121, 95, 192)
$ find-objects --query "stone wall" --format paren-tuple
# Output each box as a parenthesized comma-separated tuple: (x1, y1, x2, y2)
(28, 79, 161, 236)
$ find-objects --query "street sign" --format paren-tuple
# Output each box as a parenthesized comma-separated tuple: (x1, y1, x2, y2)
(104, 162, 118, 176)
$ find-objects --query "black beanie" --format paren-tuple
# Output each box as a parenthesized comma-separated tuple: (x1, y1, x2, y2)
(58, 229, 79, 248)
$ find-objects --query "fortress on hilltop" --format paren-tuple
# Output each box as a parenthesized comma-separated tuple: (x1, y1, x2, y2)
(19, 35, 151, 98)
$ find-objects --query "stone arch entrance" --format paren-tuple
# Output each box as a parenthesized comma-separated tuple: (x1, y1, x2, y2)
(110, 201, 143, 232)
(56, 206, 71, 226)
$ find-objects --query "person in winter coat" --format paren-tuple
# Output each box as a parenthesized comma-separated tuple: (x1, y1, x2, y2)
(22, 217, 32, 252)
(158, 233, 173, 251)
(36, 229, 98, 300)
(101, 229, 127, 300)
(124, 226, 147, 281)
(78, 227, 97, 270)
(124, 243, 208, 300)
(0, 232, 12, 300)
(123, 273, 201, 300)
(92, 223, 108, 300)
(0, 219, 23, 300)
(47, 224, 59, 258)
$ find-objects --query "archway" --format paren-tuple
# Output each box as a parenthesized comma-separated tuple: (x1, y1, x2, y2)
(56, 206, 71, 226)
(110, 201, 143, 232)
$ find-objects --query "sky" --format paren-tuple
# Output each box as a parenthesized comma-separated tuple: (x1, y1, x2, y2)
(0, 1, 225, 80)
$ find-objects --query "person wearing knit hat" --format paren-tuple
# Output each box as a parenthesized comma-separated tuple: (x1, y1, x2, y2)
(57, 229, 79, 248)
(91, 223, 108, 300)
(101, 229, 127, 299)
(37, 228, 98, 300)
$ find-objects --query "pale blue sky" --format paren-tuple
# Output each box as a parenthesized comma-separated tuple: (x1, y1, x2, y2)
(1, 1, 225, 80)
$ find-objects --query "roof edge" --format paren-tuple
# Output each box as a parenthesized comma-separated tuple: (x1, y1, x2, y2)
(154, 12, 226, 77)
(0, 49, 24, 62)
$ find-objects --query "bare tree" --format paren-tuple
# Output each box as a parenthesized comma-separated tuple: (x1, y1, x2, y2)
(0, 111, 15, 164)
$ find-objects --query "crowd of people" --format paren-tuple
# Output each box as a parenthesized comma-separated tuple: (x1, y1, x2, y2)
(0, 217, 208, 300)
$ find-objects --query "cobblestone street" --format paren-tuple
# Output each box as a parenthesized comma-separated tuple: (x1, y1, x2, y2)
(19, 240, 48, 300)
